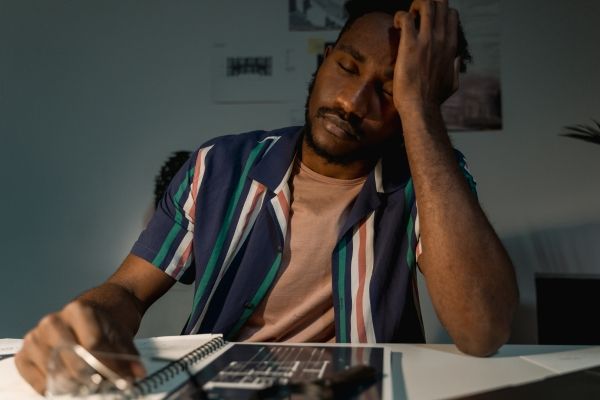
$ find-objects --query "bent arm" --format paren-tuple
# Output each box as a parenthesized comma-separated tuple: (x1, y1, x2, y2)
(77, 253, 176, 336)
(402, 104, 518, 356)
(392, 0, 518, 356)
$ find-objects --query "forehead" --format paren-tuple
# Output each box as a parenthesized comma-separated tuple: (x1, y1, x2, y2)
(336, 12, 399, 64)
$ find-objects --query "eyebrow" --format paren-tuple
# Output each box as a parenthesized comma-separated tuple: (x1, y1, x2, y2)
(337, 43, 366, 63)
(338, 43, 395, 81)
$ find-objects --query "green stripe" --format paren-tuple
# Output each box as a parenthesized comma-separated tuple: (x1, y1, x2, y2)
(337, 238, 348, 342)
(228, 252, 282, 339)
(459, 158, 478, 196)
(152, 167, 195, 266)
(190, 141, 267, 318)
(403, 179, 414, 214)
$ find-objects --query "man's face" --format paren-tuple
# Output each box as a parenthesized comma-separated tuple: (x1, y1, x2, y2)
(305, 12, 402, 165)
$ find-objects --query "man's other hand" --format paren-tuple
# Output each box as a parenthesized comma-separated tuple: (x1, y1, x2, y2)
(15, 300, 145, 394)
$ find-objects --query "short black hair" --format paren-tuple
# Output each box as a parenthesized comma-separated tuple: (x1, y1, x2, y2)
(154, 151, 191, 209)
(335, 0, 472, 72)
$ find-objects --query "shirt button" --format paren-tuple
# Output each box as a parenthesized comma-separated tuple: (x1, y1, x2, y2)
(244, 302, 254, 309)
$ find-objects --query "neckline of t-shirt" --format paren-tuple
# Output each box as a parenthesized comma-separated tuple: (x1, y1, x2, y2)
(295, 159, 368, 186)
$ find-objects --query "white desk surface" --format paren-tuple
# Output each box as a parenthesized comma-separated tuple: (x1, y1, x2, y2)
(1, 338, 599, 399)
(384, 343, 600, 399)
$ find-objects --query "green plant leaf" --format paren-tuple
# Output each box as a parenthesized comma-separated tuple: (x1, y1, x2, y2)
(560, 119, 600, 145)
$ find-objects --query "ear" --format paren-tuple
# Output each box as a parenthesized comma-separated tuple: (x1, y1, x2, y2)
(452, 56, 461, 93)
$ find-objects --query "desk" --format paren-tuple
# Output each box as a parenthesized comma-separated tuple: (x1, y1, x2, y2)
(1, 338, 599, 399)
(385, 343, 600, 399)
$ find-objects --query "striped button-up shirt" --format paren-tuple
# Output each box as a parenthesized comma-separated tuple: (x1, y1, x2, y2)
(132, 126, 476, 343)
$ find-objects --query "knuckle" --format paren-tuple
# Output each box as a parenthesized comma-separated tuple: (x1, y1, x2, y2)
(38, 313, 59, 330)
(85, 332, 102, 349)
(63, 299, 93, 319)
(23, 331, 36, 346)
(14, 349, 26, 365)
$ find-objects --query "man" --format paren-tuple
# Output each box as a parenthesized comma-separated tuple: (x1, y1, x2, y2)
(16, 0, 518, 393)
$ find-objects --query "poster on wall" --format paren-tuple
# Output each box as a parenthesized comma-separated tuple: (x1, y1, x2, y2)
(289, 0, 346, 31)
(442, 0, 502, 131)
(210, 43, 295, 103)
(288, 0, 502, 131)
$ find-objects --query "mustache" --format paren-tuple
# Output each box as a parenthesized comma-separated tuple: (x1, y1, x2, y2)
(316, 107, 364, 140)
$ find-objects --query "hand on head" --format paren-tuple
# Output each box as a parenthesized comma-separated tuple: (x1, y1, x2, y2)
(392, 0, 461, 111)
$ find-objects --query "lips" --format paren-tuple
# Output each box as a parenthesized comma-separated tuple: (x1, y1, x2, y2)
(321, 113, 360, 141)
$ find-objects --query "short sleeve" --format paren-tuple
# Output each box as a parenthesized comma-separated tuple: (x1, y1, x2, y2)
(131, 146, 211, 282)
(415, 151, 478, 262)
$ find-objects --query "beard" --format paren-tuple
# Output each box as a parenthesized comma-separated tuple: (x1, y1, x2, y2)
(303, 73, 385, 165)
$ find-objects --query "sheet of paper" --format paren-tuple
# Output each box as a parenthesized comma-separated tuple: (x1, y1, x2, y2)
(0, 345, 42, 400)
(0, 338, 22, 355)
(0, 335, 220, 400)
(135, 334, 218, 359)
(135, 334, 221, 376)
(520, 346, 600, 373)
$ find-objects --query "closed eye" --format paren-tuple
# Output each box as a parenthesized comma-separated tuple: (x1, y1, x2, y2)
(337, 61, 356, 74)
(380, 83, 393, 98)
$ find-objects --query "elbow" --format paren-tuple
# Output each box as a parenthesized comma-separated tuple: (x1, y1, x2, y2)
(453, 319, 512, 357)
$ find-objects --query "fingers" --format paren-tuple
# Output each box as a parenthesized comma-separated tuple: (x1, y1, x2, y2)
(15, 311, 87, 394)
(14, 354, 46, 394)
(15, 333, 47, 394)
(62, 301, 143, 378)
(409, 0, 435, 37)
(452, 56, 461, 93)
(408, 0, 456, 44)
(394, 11, 417, 43)
(434, 1, 449, 42)
(15, 301, 141, 395)
(447, 8, 459, 57)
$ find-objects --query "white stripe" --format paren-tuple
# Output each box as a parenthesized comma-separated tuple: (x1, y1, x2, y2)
(414, 202, 422, 260)
(350, 225, 360, 343)
(414, 203, 420, 240)
(270, 195, 288, 239)
(362, 214, 376, 342)
(190, 181, 267, 333)
(165, 147, 213, 278)
(182, 146, 213, 227)
(275, 159, 295, 194)
(164, 231, 194, 278)
(221, 182, 266, 272)
(269, 159, 295, 238)
(259, 135, 281, 154)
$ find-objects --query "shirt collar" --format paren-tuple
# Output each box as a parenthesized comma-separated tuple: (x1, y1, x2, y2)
(248, 126, 411, 195)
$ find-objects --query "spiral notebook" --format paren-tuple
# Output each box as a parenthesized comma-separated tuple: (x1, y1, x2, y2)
(133, 336, 383, 400)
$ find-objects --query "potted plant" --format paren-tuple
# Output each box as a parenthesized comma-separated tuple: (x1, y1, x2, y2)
(561, 119, 600, 145)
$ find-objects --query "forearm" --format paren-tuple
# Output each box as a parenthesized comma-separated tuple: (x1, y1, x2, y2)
(75, 281, 145, 337)
(400, 103, 518, 356)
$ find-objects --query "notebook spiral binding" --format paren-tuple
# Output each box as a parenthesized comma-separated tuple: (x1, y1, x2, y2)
(131, 336, 226, 397)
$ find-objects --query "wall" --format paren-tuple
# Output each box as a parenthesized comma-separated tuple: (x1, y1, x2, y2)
(1, 0, 599, 342)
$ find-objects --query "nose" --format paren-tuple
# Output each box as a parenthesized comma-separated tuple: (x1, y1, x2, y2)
(336, 80, 372, 120)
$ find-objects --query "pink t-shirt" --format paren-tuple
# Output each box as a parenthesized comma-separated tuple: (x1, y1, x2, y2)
(236, 160, 366, 342)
